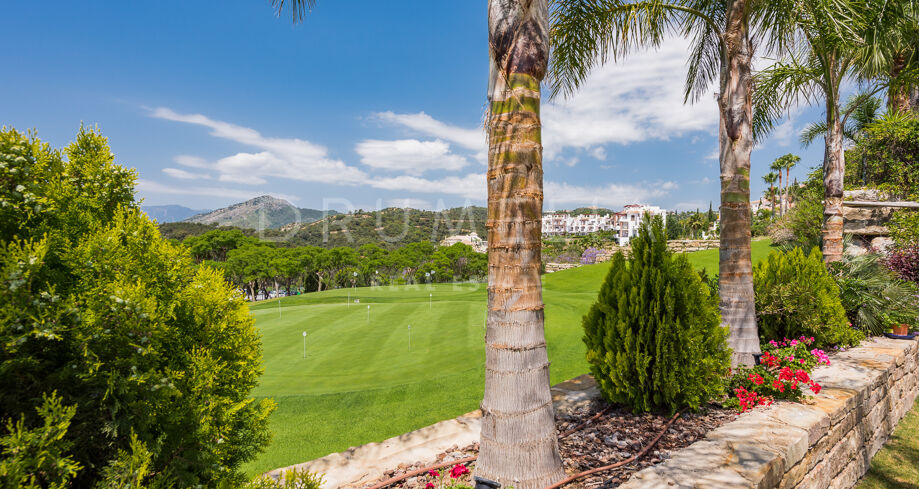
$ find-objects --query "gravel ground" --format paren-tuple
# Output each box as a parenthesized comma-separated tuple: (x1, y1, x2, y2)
(363, 400, 735, 489)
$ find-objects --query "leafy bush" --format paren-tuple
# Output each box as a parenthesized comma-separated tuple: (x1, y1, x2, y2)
(767, 168, 824, 249)
(246, 469, 325, 489)
(889, 210, 919, 248)
(885, 245, 919, 283)
(848, 112, 919, 198)
(831, 253, 919, 335)
(753, 247, 862, 348)
(726, 337, 829, 412)
(0, 394, 81, 489)
(0, 127, 275, 488)
(582, 217, 730, 413)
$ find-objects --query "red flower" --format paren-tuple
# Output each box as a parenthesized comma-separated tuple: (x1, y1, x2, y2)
(450, 464, 469, 479)
(426, 484, 435, 489)
(779, 367, 793, 381)
(429, 470, 440, 477)
(795, 370, 810, 383)
(748, 373, 764, 385)
(772, 380, 785, 393)
(790, 380, 799, 390)
(810, 381, 822, 394)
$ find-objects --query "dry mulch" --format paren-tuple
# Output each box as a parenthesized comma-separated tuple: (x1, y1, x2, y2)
(365, 400, 735, 489)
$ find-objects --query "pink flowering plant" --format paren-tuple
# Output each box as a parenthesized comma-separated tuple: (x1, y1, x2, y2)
(726, 336, 830, 412)
(422, 464, 472, 489)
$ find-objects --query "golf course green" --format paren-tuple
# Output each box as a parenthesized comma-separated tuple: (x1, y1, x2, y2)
(243, 239, 774, 475)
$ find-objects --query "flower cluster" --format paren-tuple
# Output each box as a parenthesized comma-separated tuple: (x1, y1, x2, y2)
(726, 337, 828, 412)
(734, 386, 773, 412)
(423, 464, 472, 489)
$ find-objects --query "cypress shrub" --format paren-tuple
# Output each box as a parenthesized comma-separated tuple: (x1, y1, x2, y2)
(754, 247, 863, 348)
(582, 217, 729, 413)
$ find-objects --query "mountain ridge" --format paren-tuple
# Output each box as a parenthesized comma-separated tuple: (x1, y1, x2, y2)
(182, 195, 335, 229)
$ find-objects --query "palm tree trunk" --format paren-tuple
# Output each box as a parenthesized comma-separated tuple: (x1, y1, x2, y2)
(785, 168, 790, 213)
(771, 186, 776, 219)
(823, 112, 845, 263)
(888, 54, 911, 113)
(477, 1, 564, 488)
(776, 172, 783, 217)
(718, 0, 760, 367)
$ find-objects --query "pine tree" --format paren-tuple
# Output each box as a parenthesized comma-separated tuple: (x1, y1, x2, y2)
(582, 217, 730, 413)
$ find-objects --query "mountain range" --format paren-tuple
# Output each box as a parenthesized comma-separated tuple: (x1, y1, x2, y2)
(141, 204, 210, 223)
(154, 195, 487, 249)
(181, 195, 333, 229)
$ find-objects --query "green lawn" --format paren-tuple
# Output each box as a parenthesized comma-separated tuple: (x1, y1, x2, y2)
(243, 240, 774, 475)
(855, 398, 919, 489)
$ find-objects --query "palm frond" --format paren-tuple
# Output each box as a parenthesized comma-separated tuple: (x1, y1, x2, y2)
(681, 0, 723, 102)
(271, 0, 317, 24)
(799, 120, 827, 147)
(548, 0, 709, 99)
(752, 56, 821, 144)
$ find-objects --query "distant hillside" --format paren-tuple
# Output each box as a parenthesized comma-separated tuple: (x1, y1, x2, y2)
(142, 204, 210, 223)
(183, 195, 333, 229)
(287, 206, 487, 249)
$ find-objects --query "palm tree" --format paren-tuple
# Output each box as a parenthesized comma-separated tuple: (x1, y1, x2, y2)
(549, 0, 798, 366)
(800, 94, 882, 185)
(770, 154, 799, 215)
(477, 1, 565, 488)
(762, 171, 779, 218)
(755, 0, 916, 263)
(268, 3, 564, 485)
(769, 158, 785, 216)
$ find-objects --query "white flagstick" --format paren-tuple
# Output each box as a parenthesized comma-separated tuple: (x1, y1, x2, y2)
(302, 331, 307, 359)
(367, 304, 370, 321)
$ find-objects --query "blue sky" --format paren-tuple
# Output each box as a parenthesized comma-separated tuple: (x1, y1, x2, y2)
(2, 1, 827, 213)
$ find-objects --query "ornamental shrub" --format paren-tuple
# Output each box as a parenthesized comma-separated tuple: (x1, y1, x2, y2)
(753, 247, 862, 348)
(830, 253, 919, 334)
(885, 245, 919, 283)
(0, 127, 275, 488)
(582, 217, 730, 413)
(726, 336, 829, 412)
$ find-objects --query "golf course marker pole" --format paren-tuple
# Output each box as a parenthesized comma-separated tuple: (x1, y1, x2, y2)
(429, 293, 432, 310)
(278, 295, 281, 318)
(367, 304, 370, 321)
(302, 331, 307, 358)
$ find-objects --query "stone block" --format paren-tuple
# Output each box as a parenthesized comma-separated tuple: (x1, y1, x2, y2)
(766, 403, 830, 445)
(705, 413, 807, 469)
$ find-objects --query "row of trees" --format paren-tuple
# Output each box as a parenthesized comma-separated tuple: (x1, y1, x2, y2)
(182, 229, 487, 301)
(281, 0, 918, 486)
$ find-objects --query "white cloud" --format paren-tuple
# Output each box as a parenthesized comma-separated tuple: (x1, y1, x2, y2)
(590, 147, 607, 160)
(373, 111, 485, 151)
(355, 139, 469, 174)
(136, 179, 300, 202)
(543, 180, 675, 209)
(370, 173, 486, 200)
(150, 107, 368, 186)
(542, 37, 718, 159)
(387, 198, 432, 209)
(163, 167, 212, 180)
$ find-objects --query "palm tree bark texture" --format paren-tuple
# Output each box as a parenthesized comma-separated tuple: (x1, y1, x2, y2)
(718, 0, 760, 367)
(477, 1, 565, 488)
(823, 91, 845, 263)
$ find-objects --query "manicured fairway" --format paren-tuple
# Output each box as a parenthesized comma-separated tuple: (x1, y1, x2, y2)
(243, 241, 774, 475)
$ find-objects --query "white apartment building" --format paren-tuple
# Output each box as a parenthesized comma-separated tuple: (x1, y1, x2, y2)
(440, 232, 487, 253)
(541, 213, 617, 236)
(541, 204, 666, 245)
(616, 204, 666, 245)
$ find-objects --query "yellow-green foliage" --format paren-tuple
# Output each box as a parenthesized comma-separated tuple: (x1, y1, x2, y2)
(246, 469, 325, 489)
(581, 217, 730, 413)
(754, 247, 862, 347)
(0, 127, 274, 488)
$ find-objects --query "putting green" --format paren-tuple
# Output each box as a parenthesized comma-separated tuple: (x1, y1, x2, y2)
(243, 241, 773, 475)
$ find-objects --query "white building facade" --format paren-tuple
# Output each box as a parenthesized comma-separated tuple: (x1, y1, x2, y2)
(542, 204, 667, 246)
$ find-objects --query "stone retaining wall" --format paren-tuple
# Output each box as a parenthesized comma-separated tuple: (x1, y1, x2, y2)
(619, 337, 919, 489)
